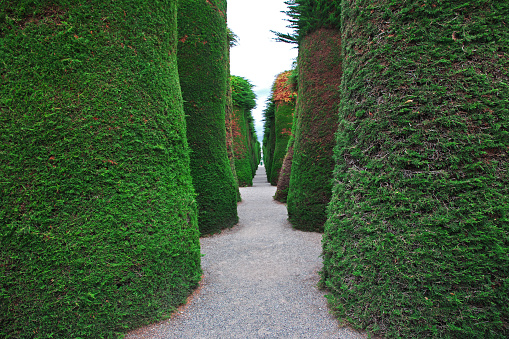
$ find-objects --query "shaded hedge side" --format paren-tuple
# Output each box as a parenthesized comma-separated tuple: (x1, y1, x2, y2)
(322, 1, 509, 338)
(269, 71, 296, 185)
(231, 75, 258, 187)
(274, 142, 294, 203)
(225, 59, 241, 201)
(275, 70, 300, 202)
(0, 1, 201, 338)
(177, 0, 238, 234)
(287, 28, 342, 232)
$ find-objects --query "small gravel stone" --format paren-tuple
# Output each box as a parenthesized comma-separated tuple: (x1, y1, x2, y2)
(125, 167, 367, 339)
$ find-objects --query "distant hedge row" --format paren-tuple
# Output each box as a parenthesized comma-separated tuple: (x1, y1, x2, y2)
(177, 0, 239, 235)
(231, 75, 260, 186)
(1, 0, 201, 338)
(262, 100, 277, 181)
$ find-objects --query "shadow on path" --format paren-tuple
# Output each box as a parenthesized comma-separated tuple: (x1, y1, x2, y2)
(126, 167, 366, 339)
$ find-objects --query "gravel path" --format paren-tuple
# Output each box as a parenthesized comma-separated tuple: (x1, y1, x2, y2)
(125, 167, 366, 339)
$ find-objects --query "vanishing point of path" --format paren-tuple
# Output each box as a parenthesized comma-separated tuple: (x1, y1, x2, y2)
(126, 167, 367, 339)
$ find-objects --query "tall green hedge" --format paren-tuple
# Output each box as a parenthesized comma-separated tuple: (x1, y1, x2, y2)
(262, 100, 276, 181)
(286, 27, 342, 232)
(269, 71, 296, 185)
(225, 40, 241, 202)
(0, 1, 202, 338)
(225, 75, 241, 201)
(248, 118, 261, 178)
(322, 1, 509, 338)
(275, 69, 299, 202)
(231, 75, 257, 187)
(274, 140, 294, 203)
(177, 0, 238, 234)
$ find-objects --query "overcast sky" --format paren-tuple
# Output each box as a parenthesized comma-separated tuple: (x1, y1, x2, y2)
(228, 0, 298, 142)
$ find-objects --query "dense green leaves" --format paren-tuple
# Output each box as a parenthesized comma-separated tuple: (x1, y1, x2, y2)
(286, 28, 342, 232)
(231, 76, 260, 187)
(322, 1, 509, 338)
(0, 1, 201, 337)
(268, 71, 296, 186)
(273, 0, 342, 43)
(177, 0, 238, 235)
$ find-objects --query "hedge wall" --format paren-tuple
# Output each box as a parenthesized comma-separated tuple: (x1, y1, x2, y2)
(286, 27, 342, 232)
(225, 75, 241, 202)
(274, 70, 299, 202)
(247, 118, 261, 178)
(269, 71, 296, 185)
(262, 100, 276, 181)
(0, 1, 201, 338)
(322, 1, 509, 338)
(274, 141, 294, 203)
(177, 0, 238, 234)
(231, 75, 257, 187)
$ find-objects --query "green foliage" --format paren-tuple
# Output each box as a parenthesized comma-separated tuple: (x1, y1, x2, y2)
(274, 141, 294, 203)
(268, 71, 296, 185)
(322, 1, 509, 338)
(287, 28, 342, 232)
(0, 1, 201, 338)
(262, 99, 276, 181)
(273, 0, 342, 44)
(231, 76, 258, 187)
(225, 68, 241, 202)
(231, 75, 256, 111)
(177, 0, 238, 235)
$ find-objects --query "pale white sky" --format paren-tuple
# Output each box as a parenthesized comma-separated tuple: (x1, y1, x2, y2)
(228, 0, 297, 142)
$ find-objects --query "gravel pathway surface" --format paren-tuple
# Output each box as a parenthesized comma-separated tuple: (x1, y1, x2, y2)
(125, 167, 366, 339)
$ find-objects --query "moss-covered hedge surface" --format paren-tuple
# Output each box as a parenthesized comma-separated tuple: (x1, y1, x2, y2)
(269, 71, 296, 186)
(0, 1, 202, 338)
(322, 1, 509, 338)
(231, 75, 258, 187)
(287, 28, 342, 232)
(177, 0, 238, 234)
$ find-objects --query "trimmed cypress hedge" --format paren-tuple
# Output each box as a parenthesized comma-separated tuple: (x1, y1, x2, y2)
(225, 75, 241, 201)
(274, 141, 294, 203)
(269, 71, 296, 186)
(0, 1, 201, 338)
(231, 75, 257, 187)
(262, 100, 276, 182)
(177, 0, 238, 234)
(322, 1, 509, 338)
(286, 27, 342, 232)
(247, 119, 261, 178)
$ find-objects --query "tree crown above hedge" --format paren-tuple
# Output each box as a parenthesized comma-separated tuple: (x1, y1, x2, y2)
(231, 75, 256, 111)
(273, 0, 341, 43)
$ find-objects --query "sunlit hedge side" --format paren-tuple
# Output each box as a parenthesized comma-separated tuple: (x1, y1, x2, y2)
(322, 1, 509, 338)
(0, 1, 201, 338)
(177, 0, 238, 234)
